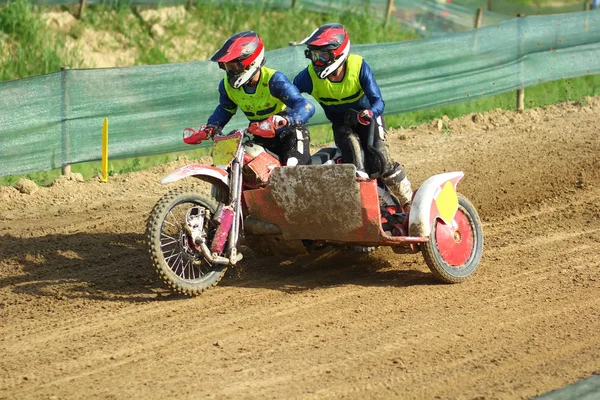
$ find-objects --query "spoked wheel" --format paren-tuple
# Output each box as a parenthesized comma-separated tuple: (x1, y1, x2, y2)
(421, 193, 483, 283)
(146, 188, 227, 296)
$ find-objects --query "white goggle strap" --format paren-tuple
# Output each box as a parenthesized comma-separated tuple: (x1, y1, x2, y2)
(232, 48, 265, 89)
(318, 39, 350, 79)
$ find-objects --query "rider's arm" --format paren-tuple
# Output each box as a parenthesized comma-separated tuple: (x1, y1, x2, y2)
(270, 71, 315, 125)
(207, 80, 237, 128)
(292, 68, 313, 95)
(359, 60, 385, 119)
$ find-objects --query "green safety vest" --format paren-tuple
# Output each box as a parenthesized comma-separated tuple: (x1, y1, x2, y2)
(308, 54, 364, 106)
(224, 66, 286, 121)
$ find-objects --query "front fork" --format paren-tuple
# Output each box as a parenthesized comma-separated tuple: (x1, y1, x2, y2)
(184, 148, 244, 267)
(224, 148, 244, 265)
(211, 144, 244, 266)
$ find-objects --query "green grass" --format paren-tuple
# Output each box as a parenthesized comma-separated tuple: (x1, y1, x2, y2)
(0, 0, 80, 81)
(387, 74, 600, 128)
(73, 0, 419, 67)
(0, 146, 212, 187)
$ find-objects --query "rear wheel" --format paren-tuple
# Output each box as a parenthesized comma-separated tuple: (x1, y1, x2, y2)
(421, 193, 483, 283)
(146, 188, 227, 296)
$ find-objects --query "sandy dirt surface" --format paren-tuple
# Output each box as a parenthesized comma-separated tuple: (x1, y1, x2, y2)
(1, 98, 599, 399)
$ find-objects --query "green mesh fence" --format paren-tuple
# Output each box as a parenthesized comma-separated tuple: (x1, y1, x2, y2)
(392, 0, 508, 35)
(532, 375, 600, 399)
(455, 0, 589, 16)
(296, 0, 508, 35)
(0, 11, 599, 177)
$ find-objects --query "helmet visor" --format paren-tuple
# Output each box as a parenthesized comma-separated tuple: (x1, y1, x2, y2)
(305, 49, 333, 66)
(219, 61, 245, 75)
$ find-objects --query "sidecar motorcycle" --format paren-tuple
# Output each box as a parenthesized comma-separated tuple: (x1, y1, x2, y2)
(146, 126, 484, 296)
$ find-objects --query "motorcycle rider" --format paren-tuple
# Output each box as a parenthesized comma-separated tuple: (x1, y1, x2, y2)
(293, 23, 413, 210)
(186, 30, 315, 166)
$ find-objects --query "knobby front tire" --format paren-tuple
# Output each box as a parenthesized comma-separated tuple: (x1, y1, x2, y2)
(146, 188, 227, 296)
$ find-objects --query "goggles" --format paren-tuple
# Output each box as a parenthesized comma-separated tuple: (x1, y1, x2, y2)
(304, 49, 333, 65)
(218, 61, 245, 75)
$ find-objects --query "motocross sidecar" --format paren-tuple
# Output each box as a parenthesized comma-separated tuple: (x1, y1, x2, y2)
(243, 163, 483, 283)
(147, 129, 484, 296)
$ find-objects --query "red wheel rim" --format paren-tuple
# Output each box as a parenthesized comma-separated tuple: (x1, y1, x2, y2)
(434, 208, 474, 267)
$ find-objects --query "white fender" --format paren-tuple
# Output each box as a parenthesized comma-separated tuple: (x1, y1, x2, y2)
(408, 171, 464, 237)
(160, 163, 229, 186)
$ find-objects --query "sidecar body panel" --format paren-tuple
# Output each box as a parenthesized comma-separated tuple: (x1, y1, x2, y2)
(408, 171, 464, 237)
(243, 164, 384, 242)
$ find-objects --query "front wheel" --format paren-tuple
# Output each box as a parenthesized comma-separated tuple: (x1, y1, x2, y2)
(146, 188, 227, 296)
(421, 193, 483, 283)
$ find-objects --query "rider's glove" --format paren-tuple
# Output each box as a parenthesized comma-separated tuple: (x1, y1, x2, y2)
(183, 125, 217, 145)
(248, 115, 288, 138)
(357, 109, 374, 126)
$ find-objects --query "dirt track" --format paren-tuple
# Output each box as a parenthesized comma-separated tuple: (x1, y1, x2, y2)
(1, 98, 599, 399)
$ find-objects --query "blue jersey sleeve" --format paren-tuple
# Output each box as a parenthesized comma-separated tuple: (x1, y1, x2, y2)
(207, 80, 237, 128)
(292, 68, 313, 95)
(359, 60, 385, 119)
(270, 71, 315, 126)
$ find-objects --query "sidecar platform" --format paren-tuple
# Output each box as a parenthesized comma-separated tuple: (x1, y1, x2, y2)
(243, 164, 427, 247)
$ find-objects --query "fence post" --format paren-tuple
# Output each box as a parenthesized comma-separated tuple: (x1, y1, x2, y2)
(78, 0, 86, 19)
(385, 0, 395, 27)
(101, 118, 109, 183)
(60, 67, 71, 176)
(474, 8, 483, 28)
(516, 14, 525, 112)
(584, 0, 591, 10)
(291, 0, 297, 8)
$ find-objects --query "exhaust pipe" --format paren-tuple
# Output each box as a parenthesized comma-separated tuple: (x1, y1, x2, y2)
(244, 218, 282, 235)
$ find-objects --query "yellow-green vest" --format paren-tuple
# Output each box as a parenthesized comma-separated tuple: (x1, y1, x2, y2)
(224, 66, 286, 121)
(308, 54, 364, 106)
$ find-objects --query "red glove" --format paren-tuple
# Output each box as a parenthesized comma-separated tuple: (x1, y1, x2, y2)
(248, 115, 288, 138)
(357, 109, 374, 126)
(183, 125, 215, 145)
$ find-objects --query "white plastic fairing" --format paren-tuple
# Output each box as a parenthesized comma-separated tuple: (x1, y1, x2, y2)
(243, 142, 266, 158)
(408, 171, 464, 237)
(160, 164, 229, 187)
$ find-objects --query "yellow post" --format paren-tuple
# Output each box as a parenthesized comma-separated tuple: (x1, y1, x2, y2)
(474, 8, 483, 28)
(101, 118, 109, 182)
(385, 0, 395, 27)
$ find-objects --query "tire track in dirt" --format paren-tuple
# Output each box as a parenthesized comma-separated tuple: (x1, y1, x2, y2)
(4, 286, 378, 393)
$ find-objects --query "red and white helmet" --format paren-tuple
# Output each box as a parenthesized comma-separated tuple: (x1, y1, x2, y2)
(210, 31, 265, 89)
(300, 23, 350, 79)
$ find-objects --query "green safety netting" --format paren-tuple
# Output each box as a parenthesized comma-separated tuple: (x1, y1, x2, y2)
(392, 0, 508, 35)
(0, 11, 599, 177)
(293, 0, 508, 35)
(455, 0, 590, 16)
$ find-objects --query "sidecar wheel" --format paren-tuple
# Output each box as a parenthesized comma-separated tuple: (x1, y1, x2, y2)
(146, 189, 227, 296)
(421, 194, 483, 283)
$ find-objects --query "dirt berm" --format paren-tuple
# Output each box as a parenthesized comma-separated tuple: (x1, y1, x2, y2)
(1, 98, 599, 399)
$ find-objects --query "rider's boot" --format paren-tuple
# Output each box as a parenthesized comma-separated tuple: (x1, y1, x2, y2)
(383, 163, 413, 212)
